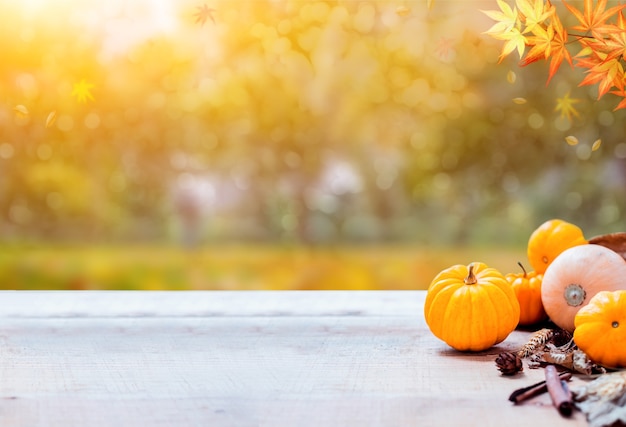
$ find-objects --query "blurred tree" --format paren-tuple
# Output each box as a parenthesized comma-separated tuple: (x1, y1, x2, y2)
(0, 0, 624, 246)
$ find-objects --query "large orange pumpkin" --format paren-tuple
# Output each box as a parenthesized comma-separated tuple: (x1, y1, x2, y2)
(574, 290, 626, 368)
(506, 263, 547, 326)
(527, 219, 587, 274)
(424, 262, 520, 352)
(541, 244, 626, 332)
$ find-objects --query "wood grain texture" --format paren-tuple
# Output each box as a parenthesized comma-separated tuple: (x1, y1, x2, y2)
(0, 291, 588, 426)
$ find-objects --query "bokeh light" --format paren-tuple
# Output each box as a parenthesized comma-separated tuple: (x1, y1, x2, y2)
(1, 0, 625, 290)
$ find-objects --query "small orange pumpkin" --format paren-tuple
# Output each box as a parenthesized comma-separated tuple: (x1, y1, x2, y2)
(506, 262, 547, 326)
(424, 262, 520, 352)
(527, 219, 587, 274)
(541, 244, 626, 332)
(574, 290, 626, 368)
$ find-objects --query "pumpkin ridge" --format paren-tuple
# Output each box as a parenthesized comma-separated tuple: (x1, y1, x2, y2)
(425, 274, 464, 313)
(442, 286, 472, 350)
(427, 277, 463, 297)
(578, 327, 610, 364)
(478, 284, 500, 348)
(467, 286, 478, 350)
(469, 284, 494, 351)
(425, 283, 462, 339)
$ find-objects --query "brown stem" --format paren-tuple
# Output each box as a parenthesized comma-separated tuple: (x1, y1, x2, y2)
(545, 365, 574, 417)
(508, 371, 572, 404)
(465, 263, 478, 285)
(517, 261, 527, 278)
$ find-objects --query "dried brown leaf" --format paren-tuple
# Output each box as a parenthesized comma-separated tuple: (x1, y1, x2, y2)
(14, 105, 29, 117)
(573, 371, 626, 427)
(589, 232, 626, 261)
(45, 111, 57, 128)
(396, 6, 411, 16)
(507, 70, 516, 83)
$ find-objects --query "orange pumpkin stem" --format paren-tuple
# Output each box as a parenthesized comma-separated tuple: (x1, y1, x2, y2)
(517, 262, 527, 278)
(465, 264, 478, 285)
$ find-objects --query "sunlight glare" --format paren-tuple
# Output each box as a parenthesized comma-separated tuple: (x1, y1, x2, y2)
(15, 0, 180, 60)
(100, 0, 180, 60)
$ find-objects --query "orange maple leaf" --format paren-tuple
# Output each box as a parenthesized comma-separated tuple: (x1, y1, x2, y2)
(520, 23, 553, 66)
(194, 3, 215, 26)
(590, 10, 626, 60)
(577, 52, 624, 99)
(562, 0, 626, 40)
(435, 37, 454, 59)
(519, 3, 572, 84)
(609, 86, 626, 110)
(545, 8, 573, 84)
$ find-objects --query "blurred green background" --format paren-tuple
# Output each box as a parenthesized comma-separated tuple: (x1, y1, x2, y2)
(1, 0, 624, 290)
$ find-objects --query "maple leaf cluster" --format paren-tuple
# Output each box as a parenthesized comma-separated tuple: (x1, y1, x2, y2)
(483, 0, 626, 111)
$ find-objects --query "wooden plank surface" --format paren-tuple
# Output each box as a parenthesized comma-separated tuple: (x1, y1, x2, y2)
(0, 291, 588, 427)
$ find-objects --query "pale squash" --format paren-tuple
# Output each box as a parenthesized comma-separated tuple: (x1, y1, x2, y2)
(541, 244, 626, 332)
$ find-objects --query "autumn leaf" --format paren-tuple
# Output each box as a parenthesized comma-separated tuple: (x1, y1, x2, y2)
(545, 9, 573, 84)
(516, 0, 554, 33)
(588, 10, 626, 61)
(396, 6, 411, 16)
(555, 91, 581, 121)
(607, 10, 626, 58)
(520, 23, 553, 66)
(609, 86, 626, 110)
(579, 54, 624, 99)
(194, 3, 215, 26)
(482, 0, 520, 36)
(14, 105, 29, 117)
(494, 27, 528, 61)
(482, 0, 531, 61)
(562, 0, 626, 40)
(72, 79, 95, 103)
(513, 97, 527, 104)
(46, 111, 57, 128)
(565, 135, 579, 146)
(434, 37, 454, 59)
(592, 139, 602, 151)
(507, 70, 517, 83)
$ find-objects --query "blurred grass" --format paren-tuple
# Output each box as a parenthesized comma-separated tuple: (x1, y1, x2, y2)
(0, 244, 527, 291)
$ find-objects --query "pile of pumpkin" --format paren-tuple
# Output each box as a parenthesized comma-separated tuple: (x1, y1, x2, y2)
(424, 219, 626, 369)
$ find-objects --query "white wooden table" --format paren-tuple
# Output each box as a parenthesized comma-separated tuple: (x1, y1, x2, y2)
(0, 291, 588, 426)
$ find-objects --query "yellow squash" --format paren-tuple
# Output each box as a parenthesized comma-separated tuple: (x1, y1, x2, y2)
(574, 290, 626, 369)
(424, 262, 520, 352)
(527, 219, 587, 274)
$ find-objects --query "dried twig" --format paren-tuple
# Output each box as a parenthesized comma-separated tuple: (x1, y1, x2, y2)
(509, 371, 572, 404)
